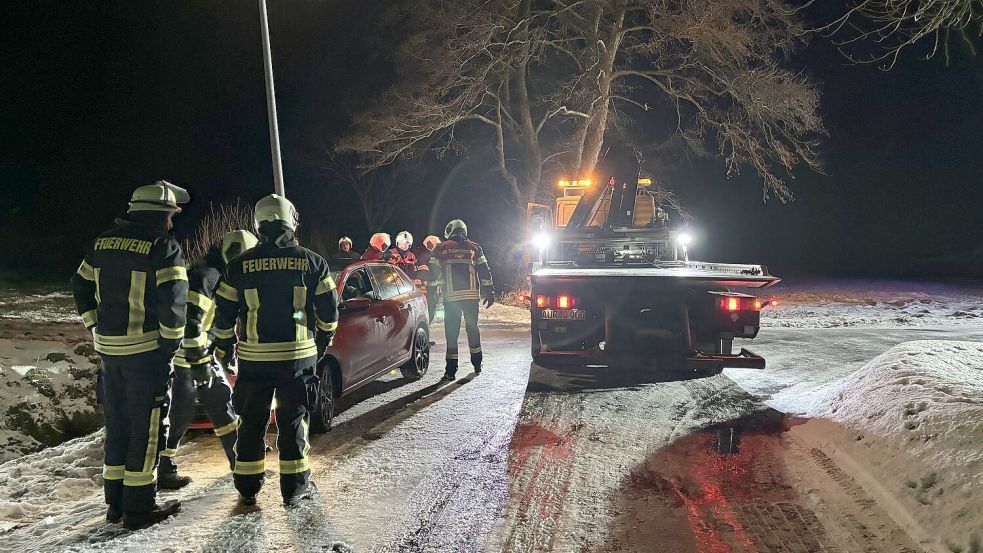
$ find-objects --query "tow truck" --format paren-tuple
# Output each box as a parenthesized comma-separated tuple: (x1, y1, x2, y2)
(528, 174, 780, 376)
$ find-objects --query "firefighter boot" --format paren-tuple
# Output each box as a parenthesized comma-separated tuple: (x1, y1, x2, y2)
(219, 433, 237, 471)
(106, 505, 123, 524)
(471, 348, 483, 375)
(283, 480, 318, 507)
(157, 457, 192, 490)
(442, 358, 458, 381)
(122, 499, 181, 530)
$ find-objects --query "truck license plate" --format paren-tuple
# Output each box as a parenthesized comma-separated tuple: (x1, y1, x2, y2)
(541, 309, 586, 320)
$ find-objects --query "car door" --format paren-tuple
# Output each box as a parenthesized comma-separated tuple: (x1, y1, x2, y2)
(367, 264, 407, 368)
(334, 267, 380, 383)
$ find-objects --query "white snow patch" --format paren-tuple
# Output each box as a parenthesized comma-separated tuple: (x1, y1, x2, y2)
(808, 340, 983, 553)
(762, 280, 983, 329)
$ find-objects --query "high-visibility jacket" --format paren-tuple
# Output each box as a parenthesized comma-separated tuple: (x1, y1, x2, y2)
(71, 219, 188, 357)
(430, 238, 494, 302)
(212, 241, 339, 367)
(388, 247, 417, 278)
(174, 261, 221, 368)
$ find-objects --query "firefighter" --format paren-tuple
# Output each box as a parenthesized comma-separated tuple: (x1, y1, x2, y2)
(431, 220, 495, 380)
(335, 236, 360, 262)
(415, 235, 441, 322)
(159, 230, 258, 487)
(71, 180, 188, 529)
(389, 231, 417, 277)
(361, 232, 393, 262)
(212, 194, 339, 507)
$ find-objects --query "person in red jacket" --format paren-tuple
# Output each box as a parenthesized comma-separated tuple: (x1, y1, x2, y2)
(415, 235, 441, 322)
(389, 231, 417, 277)
(361, 233, 392, 262)
(430, 220, 495, 380)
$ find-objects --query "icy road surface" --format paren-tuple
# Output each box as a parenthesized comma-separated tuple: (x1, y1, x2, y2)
(1, 317, 981, 552)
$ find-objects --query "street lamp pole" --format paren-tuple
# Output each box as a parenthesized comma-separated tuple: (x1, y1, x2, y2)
(258, 0, 285, 197)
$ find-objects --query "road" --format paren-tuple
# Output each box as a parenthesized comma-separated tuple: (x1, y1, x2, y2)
(4, 319, 981, 553)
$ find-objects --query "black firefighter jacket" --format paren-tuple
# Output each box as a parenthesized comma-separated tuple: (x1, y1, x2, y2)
(71, 219, 189, 357)
(212, 241, 340, 369)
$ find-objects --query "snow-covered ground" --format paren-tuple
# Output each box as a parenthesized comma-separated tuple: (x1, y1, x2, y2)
(0, 279, 980, 552)
(805, 341, 983, 553)
(762, 279, 983, 329)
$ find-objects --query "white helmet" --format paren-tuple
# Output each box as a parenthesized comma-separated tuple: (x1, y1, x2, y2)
(253, 194, 298, 232)
(423, 235, 441, 251)
(221, 230, 258, 263)
(338, 236, 353, 249)
(444, 219, 467, 239)
(370, 232, 391, 251)
(128, 180, 190, 213)
(396, 231, 413, 249)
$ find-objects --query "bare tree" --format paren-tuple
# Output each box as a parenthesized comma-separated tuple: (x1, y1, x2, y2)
(337, 0, 825, 205)
(819, 0, 982, 69)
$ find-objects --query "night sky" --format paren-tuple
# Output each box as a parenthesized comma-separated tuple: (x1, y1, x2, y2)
(2, 1, 982, 278)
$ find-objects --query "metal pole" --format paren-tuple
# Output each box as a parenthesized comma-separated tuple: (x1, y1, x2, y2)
(258, 0, 285, 196)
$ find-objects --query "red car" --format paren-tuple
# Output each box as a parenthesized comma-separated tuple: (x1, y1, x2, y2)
(190, 260, 431, 432)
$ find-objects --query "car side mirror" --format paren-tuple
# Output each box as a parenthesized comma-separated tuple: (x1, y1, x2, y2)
(340, 296, 372, 312)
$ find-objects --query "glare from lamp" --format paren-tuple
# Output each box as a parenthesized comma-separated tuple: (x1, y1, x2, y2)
(533, 232, 551, 251)
(677, 232, 693, 247)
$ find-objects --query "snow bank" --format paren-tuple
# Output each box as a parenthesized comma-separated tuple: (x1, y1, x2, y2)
(0, 338, 102, 462)
(0, 430, 104, 536)
(809, 340, 983, 553)
(0, 287, 78, 323)
(762, 280, 983, 329)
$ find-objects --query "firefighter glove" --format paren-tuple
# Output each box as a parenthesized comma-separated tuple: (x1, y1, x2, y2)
(316, 332, 335, 359)
(483, 290, 496, 309)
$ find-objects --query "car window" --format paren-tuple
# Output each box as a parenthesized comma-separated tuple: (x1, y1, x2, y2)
(342, 269, 374, 301)
(396, 269, 415, 294)
(368, 265, 400, 299)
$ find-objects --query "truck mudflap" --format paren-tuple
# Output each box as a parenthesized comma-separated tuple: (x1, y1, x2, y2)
(686, 347, 765, 372)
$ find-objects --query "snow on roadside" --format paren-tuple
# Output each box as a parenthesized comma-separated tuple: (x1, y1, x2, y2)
(0, 338, 101, 462)
(808, 340, 983, 553)
(762, 280, 983, 329)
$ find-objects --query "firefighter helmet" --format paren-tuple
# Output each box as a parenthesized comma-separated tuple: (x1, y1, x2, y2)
(423, 235, 441, 251)
(396, 231, 413, 248)
(221, 230, 258, 263)
(338, 236, 353, 249)
(444, 219, 467, 239)
(127, 180, 190, 213)
(370, 233, 391, 251)
(253, 194, 298, 232)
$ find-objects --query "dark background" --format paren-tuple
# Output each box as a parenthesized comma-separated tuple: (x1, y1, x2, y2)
(2, 1, 982, 280)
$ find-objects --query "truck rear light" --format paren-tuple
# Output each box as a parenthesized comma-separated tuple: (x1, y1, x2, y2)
(557, 295, 575, 309)
(536, 294, 549, 308)
(719, 296, 762, 312)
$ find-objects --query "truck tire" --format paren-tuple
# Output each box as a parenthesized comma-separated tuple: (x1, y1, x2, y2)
(310, 361, 335, 434)
(400, 325, 430, 380)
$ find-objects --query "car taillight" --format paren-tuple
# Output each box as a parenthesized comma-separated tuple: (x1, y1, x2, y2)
(536, 294, 549, 308)
(719, 296, 762, 312)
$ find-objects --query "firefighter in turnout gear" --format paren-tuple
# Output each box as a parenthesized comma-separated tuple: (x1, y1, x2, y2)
(335, 236, 360, 262)
(415, 235, 441, 322)
(212, 194, 339, 506)
(70, 180, 189, 529)
(361, 232, 392, 262)
(389, 231, 417, 277)
(159, 230, 258, 487)
(431, 220, 495, 380)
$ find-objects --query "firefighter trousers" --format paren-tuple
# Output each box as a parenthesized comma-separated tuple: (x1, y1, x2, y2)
(101, 351, 171, 514)
(162, 363, 238, 471)
(443, 299, 481, 376)
(231, 361, 317, 500)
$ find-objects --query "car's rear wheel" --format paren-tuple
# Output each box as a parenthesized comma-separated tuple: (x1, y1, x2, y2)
(400, 325, 430, 380)
(309, 360, 335, 434)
